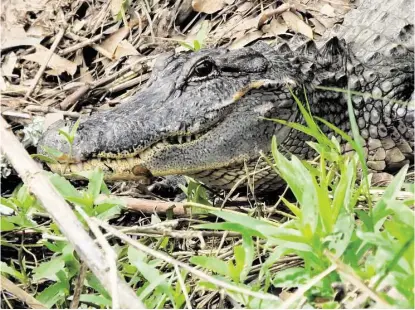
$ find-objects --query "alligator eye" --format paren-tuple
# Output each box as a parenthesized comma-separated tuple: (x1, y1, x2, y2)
(193, 61, 214, 77)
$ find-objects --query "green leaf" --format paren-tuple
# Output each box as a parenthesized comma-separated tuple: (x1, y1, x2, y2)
(209, 209, 280, 238)
(272, 267, 311, 288)
(36, 282, 67, 308)
(195, 20, 209, 49)
(49, 174, 81, 199)
(85, 273, 111, 299)
(0, 262, 25, 282)
(69, 118, 81, 141)
(325, 211, 354, 258)
(128, 247, 175, 304)
(78, 294, 111, 307)
(31, 153, 58, 164)
(41, 145, 65, 159)
(86, 168, 104, 199)
(190, 256, 228, 276)
(1, 217, 15, 231)
(32, 256, 66, 282)
(178, 41, 195, 51)
(373, 165, 409, 229)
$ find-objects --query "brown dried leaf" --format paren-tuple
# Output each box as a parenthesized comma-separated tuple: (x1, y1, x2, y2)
(1, 26, 43, 50)
(263, 17, 289, 37)
(229, 30, 262, 50)
(309, 18, 326, 36)
(98, 20, 140, 59)
(114, 40, 139, 59)
(281, 11, 313, 39)
(110, 0, 125, 17)
(192, 0, 226, 14)
(22, 45, 77, 76)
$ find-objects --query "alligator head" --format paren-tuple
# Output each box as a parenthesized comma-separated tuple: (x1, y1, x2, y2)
(38, 42, 302, 188)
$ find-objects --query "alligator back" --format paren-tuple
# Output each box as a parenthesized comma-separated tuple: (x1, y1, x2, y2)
(326, 0, 414, 57)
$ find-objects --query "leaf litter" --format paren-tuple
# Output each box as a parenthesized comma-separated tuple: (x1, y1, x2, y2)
(4, 0, 411, 309)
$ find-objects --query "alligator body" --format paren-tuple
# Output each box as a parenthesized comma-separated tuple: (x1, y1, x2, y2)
(38, 0, 414, 192)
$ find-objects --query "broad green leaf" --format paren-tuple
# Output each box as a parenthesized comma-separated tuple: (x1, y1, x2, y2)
(87, 168, 104, 199)
(41, 145, 65, 159)
(190, 256, 228, 276)
(78, 294, 111, 307)
(325, 211, 354, 258)
(31, 153, 58, 164)
(373, 165, 409, 229)
(1, 217, 15, 231)
(272, 267, 311, 288)
(36, 282, 67, 308)
(85, 273, 111, 299)
(209, 209, 280, 238)
(49, 174, 81, 199)
(32, 256, 66, 282)
(0, 261, 25, 282)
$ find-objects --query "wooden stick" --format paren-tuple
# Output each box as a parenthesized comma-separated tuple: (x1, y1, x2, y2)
(1, 275, 47, 309)
(0, 116, 145, 309)
(97, 195, 243, 215)
(25, 28, 66, 99)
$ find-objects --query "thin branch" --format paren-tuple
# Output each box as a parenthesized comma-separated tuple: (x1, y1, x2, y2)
(0, 275, 47, 309)
(0, 116, 145, 309)
(25, 28, 66, 99)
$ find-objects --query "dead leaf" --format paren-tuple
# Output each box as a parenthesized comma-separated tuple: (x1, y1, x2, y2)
(236, 2, 253, 13)
(111, 0, 125, 17)
(320, 4, 336, 17)
(1, 52, 17, 77)
(309, 18, 326, 36)
(281, 11, 313, 39)
(114, 40, 139, 59)
(192, 0, 226, 14)
(98, 20, 140, 59)
(233, 17, 258, 33)
(229, 30, 262, 50)
(80, 67, 94, 84)
(22, 45, 77, 76)
(1, 26, 43, 50)
(263, 17, 289, 37)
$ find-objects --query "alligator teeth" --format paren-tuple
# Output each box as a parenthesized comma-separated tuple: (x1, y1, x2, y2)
(177, 136, 183, 144)
(186, 135, 192, 143)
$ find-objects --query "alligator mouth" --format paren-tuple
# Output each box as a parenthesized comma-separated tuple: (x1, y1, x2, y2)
(47, 126, 213, 182)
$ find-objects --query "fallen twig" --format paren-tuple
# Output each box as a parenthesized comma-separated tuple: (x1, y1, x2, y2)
(96, 194, 243, 215)
(0, 275, 47, 309)
(0, 116, 145, 309)
(25, 28, 67, 99)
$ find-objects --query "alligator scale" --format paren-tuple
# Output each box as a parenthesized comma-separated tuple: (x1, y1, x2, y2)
(39, 0, 414, 192)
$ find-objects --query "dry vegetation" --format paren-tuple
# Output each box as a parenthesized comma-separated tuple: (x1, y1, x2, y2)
(1, 0, 414, 309)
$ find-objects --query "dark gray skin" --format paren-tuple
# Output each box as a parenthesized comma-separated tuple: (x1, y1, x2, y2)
(38, 0, 414, 191)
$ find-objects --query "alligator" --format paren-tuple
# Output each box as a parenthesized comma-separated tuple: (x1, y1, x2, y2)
(38, 0, 414, 192)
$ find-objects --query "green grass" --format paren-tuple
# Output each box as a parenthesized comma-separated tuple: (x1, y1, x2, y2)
(1, 90, 414, 308)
